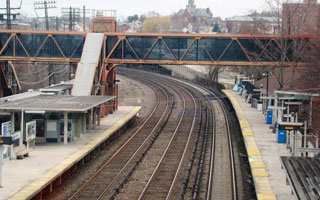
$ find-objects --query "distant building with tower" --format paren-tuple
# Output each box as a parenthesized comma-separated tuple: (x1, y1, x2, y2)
(171, 0, 213, 32)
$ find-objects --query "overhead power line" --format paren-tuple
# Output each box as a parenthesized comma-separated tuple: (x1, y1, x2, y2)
(0, 0, 22, 29)
(34, 0, 57, 30)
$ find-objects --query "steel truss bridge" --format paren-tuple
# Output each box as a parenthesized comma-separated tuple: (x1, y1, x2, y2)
(0, 30, 312, 66)
(0, 30, 313, 99)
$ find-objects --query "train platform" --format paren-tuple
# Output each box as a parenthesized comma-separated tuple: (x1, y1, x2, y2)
(0, 106, 141, 200)
(223, 90, 293, 200)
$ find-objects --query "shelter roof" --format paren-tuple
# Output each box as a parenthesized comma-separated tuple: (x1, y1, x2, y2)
(0, 94, 115, 113)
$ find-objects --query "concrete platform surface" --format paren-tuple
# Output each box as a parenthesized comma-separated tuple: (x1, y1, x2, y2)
(225, 90, 293, 200)
(0, 106, 140, 200)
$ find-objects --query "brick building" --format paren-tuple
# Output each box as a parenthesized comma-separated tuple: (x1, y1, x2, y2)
(172, 0, 213, 32)
(225, 15, 279, 34)
(282, 0, 320, 35)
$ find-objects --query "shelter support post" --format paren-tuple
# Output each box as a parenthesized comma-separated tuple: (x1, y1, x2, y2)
(82, 113, 86, 134)
(19, 110, 24, 147)
(64, 112, 68, 145)
(92, 108, 96, 129)
(97, 107, 101, 126)
(88, 109, 92, 131)
(11, 112, 15, 132)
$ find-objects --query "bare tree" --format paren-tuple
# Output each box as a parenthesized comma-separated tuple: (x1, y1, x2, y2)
(245, 0, 315, 90)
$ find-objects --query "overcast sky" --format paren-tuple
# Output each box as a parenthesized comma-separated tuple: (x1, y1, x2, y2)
(10, 0, 268, 20)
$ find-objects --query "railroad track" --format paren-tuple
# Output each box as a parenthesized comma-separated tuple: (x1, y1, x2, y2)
(137, 84, 199, 200)
(160, 75, 238, 200)
(69, 79, 173, 200)
(67, 68, 241, 200)
(125, 70, 238, 200)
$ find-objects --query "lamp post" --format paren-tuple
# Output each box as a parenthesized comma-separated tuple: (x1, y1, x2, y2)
(266, 71, 269, 97)
(262, 71, 270, 111)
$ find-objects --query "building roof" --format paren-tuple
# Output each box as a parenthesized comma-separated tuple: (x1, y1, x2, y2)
(225, 15, 279, 23)
(177, 8, 212, 17)
(0, 94, 115, 113)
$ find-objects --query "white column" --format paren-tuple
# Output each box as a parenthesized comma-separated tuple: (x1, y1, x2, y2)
(92, 108, 96, 129)
(88, 109, 92, 131)
(76, 114, 80, 138)
(82, 114, 86, 134)
(64, 112, 68, 145)
(11, 112, 15, 132)
(10, 112, 15, 159)
(97, 107, 101, 126)
(20, 110, 24, 147)
(0, 145, 3, 187)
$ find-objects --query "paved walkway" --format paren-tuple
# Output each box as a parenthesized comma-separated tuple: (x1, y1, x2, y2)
(0, 106, 139, 200)
(226, 90, 293, 200)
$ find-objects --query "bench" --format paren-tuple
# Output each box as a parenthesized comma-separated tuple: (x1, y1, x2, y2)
(14, 145, 29, 159)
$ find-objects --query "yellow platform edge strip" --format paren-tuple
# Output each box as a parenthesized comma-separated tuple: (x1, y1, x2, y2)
(9, 106, 141, 200)
(222, 90, 276, 199)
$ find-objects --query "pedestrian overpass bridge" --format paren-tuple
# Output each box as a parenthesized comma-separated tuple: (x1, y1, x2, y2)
(0, 30, 312, 66)
(0, 30, 313, 99)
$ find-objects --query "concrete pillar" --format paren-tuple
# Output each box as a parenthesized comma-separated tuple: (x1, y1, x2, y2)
(76, 114, 81, 138)
(64, 112, 68, 145)
(70, 114, 75, 142)
(82, 113, 86, 134)
(97, 107, 101, 126)
(73, 114, 77, 138)
(92, 108, 96, 129)
(88, 110, 92, 131)
(19, 110, 24, 147)
(11, 112, 15, 132)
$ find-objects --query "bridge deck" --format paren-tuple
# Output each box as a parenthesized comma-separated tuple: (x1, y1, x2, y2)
(0, 30, 313, 66)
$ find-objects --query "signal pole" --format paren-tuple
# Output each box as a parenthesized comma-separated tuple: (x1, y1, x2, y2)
(83, 5, 86, 31)
(82, 5, 90, 32)
(6, 0, 11, 29)
(62, 6, 80, 31)
(0, 0, 22, 29)
(34, 0, 57, 30)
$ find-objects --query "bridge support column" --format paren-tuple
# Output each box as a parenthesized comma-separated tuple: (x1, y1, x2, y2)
(100, 64, 118, 117)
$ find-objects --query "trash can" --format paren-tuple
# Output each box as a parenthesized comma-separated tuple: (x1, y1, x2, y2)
(237, 84, 242, 92)
(266, 109, 272, 124)
(277, 129, 286, 143)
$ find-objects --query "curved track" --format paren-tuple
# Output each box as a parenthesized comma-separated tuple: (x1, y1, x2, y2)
(68, 67, 241, 200)
(70, 79, 173, 200)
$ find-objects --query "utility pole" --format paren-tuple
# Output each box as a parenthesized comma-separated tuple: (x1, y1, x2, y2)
(82, 5, 90, 32)
(69, 7, 72, 31)
(6, 0, 11, 29)
(83, 5, 85, 31)
(34, 0, 57, 30)
(0, 0, 22, 29)
(62, 6, 80, 31)
(55, 16, 59, 30)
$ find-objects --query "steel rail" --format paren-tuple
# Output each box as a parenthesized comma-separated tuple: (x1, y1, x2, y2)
(159, 73, 237, 200)
(165, 85, 198, 200)
(199, 85, 237, 200)
(218, 92, 237, 200)
(192, 108, 210, 199)
(146, 73, 237, 199)
(69, 81, 169, 200)
(205, 92, 216, 200)
(96, 79, 172, 199)
(137, 83, 188, 200)
(137, 80, 198, 200)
